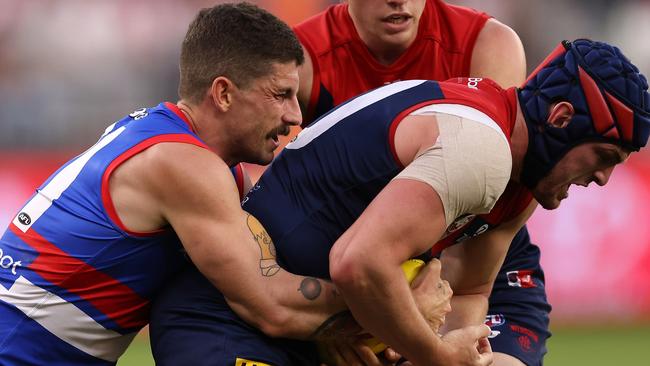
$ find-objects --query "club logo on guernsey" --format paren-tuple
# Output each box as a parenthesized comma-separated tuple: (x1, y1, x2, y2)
(453, 218, 491, 244)
(17, 212, 31, 225)
(128, 108, 148, 120)
(485, 314, 506, 327)
(467, 77, 483, 90)
(446, 214, 476, 234)
(507, 270, 537, 288)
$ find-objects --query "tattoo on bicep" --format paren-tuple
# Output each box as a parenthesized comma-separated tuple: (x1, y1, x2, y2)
(246, 214, 280, 276)
(298, 277, 322, 300)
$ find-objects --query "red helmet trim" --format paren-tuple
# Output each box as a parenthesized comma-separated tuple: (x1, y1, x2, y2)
(605, 91, 635, 143)
(522, 42, 567, 87)
(578, 66, 615, 134)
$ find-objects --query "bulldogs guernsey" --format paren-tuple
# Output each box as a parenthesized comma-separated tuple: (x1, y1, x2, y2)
(0, 103, 213, 365)
(294, 0, 490, 123)
(243, 78, 532, 278)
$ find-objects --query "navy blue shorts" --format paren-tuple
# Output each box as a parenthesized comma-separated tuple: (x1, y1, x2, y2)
(486, 227, 552, 366)
(149, 265, 319, 366)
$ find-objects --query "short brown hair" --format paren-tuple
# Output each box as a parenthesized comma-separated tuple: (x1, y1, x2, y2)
(178, 2, 304, 104)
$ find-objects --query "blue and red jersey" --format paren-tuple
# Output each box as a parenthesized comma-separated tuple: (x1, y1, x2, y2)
(0, 103, 210, 364)
(293, 0, 536, 291)
(243, 78, 531, 278)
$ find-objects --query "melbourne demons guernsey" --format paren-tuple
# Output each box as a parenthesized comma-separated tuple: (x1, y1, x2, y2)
(0, 103, 213, 365)
(294, 0, 490, 123)
(243, 79, 532, 279)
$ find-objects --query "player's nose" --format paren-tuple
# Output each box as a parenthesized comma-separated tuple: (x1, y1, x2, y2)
(594, 166, 615, 186)
(283, 96, 302, 127)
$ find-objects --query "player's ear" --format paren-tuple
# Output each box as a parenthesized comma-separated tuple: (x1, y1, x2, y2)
(547, 101, 574, 128)
(211, 76, 235, 112)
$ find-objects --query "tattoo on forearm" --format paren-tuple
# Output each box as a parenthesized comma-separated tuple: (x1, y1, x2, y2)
(299, 277, 322, 300)
(246, 214, 280, 276)
(310, 311, 360, 340)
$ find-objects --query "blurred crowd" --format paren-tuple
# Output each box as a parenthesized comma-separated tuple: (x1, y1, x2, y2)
(0, 0, 648, 151)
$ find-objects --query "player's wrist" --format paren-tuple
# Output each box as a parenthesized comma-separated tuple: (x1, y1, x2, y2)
(430, 334, 455, 366)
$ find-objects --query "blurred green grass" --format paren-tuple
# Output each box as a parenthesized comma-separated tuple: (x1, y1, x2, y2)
(119, 323, 650, 365)
(544, 323, 650, 365)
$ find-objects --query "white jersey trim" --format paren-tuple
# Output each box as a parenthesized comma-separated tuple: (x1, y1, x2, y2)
(0, 275, 136, 361)
(410, 103, 510, 146)
(12, 126, 126, 233)
(286, 80, 428, 149)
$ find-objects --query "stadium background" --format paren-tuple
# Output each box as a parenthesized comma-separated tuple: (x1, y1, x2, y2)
(0, 0, 648, 364)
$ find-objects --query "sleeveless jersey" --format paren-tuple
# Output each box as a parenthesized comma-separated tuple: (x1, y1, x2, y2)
(0, 103, 208, 365)
(294, 0, 490, 123)
(242, 79, 532, 279)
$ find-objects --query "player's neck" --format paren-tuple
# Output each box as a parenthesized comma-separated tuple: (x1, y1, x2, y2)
(176, 100, 237, 166)
(350, 22, 414, 65)
(509, 94, 528, 183)
(365, 42, 409, 66)
(176, 101, 199, 133)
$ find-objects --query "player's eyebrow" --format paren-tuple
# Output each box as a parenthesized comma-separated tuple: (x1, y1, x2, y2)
(271, 85, 295, 96)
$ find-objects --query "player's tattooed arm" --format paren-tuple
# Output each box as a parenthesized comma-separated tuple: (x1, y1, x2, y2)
(245, 214, 359, 339)
(246, 214, 280, 276)
(299, 277, 322, 300)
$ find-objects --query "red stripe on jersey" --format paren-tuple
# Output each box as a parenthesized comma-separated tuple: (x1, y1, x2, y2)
(578, 67, 615, 134)
(9, 223, 149, 330)
(164, 102, 194, 132)
(101, 134, 209, 237)
(605, 91, 635, 143)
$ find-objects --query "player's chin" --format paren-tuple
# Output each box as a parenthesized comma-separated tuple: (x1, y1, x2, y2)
(256, 152, 275, 166)
(382, 32, 414, 46)
(538, 195, 562, 210)
(533, 190, 563, 210)
(245, 149, 274, 166)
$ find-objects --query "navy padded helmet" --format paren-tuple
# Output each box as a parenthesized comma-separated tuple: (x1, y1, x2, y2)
(517, 39, 650, 189)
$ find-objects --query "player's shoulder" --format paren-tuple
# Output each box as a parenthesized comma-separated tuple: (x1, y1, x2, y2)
(145, 142, 227, 174)
(110, 102, 193, 136)
(437, 77, 514, 131)
(440, 77, 505, 96)
(415, 0, 491, 62)
(473, 18, 524, 59)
